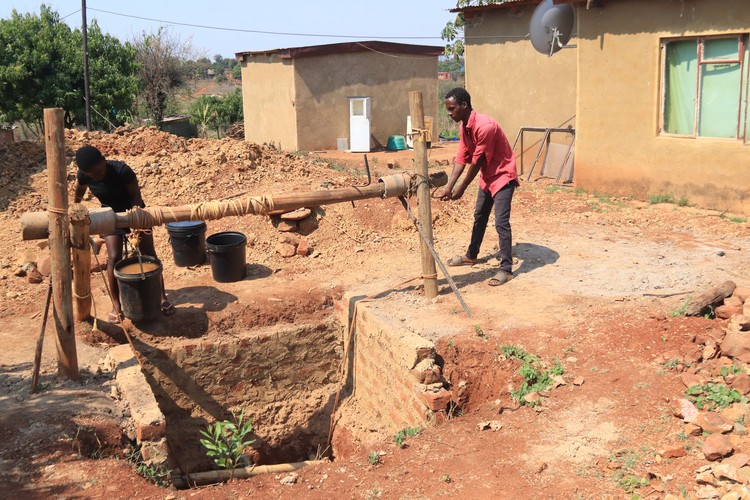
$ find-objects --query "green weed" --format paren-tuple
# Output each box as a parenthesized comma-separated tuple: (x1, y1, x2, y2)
(685, 383, 748, 411)
(574, 188, 587, 196)
(676, 196, 690, 207)
(393, 427, 421, 448)
(199, 408, 255, 470)
(474, 324, 488, 340)
(720, 365, 743, 377)
(721, 214, 748, 223)
(440, 474, 452, 483)
(649, 193, 674, 204)
(501, 345, 564, 405)
(669, 298, 691, 317)
(545, 185, 563, 194)
(290, 150, 310, 157)
(368, 451, 380, 465)
(125, 445, 170, 487)
(614, 472, 649, 493)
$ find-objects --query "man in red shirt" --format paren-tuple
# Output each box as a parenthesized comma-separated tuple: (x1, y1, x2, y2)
(439, 87, 519, 286)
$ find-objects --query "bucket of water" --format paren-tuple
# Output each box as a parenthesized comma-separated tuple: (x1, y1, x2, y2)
(114, 255, 163, 322)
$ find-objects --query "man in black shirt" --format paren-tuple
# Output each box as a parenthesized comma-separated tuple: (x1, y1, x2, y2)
(73, 145, 174, 323)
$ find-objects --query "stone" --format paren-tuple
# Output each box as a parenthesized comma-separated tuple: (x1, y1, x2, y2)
(730, 315, 750, 332)
(277, 220, 297, 232)
(36, 250, 51, 277)
(659, 445, 686, 458)
(696, 470, 718, 485)
(25, 267, 43, 284)
(681, 344, 704, 364)
(681, 373, 705, 388)
(718, 305, 744, 320)
(280, 472, 299, 485)
(703, 433, 734, 461)
(524, 392, 540, 404)
(296, 237, 312, 257)
(721, 332, 750, 363)
(276, 243, 297, 258)
(714, 463, 739, 482)
(735, 423, 748, 436)
(673, 398, 700, 422)
(721, 404, 750, 423)
(278, 233, 300, 246)
(732, 374, 750, 395)
(280, 208, 312, 221)
(737, 466, 750, 484)
(478, 420, 503, 431)
(695, 485, 720, 499)
(420, 388, 452, 411)
(726, 296, 745, 308)
(704, 342, 719, 361)
(734, 287, 750, 304)
(695, 412, 734, 434)
(139, 438, 169, 466)
(723, 453, 750, 470)
(572, 377, 584, 386)
(298, 216, 319, 235)
(685, 423, 703, 436)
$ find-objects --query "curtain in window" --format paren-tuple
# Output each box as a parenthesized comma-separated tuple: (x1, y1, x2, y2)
(699, 38, 741, 138)
(665, 41, 697, 135)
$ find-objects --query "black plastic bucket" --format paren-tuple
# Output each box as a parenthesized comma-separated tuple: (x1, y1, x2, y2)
(166, 220, 207, 267)
(206, 232, 247, 283)
(114, 255, 163, 322)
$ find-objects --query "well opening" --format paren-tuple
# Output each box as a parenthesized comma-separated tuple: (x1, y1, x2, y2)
(138, 319, 343, 473)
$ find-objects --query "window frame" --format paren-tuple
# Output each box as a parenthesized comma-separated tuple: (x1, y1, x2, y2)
(659, 34, 748, 141)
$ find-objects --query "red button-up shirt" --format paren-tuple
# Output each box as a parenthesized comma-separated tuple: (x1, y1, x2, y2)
(455, 110, 518, 196)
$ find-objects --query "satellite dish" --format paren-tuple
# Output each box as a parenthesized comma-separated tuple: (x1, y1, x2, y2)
(529, 0, 576, 56)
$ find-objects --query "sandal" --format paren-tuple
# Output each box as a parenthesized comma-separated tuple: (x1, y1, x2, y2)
(447, 255, 477, 267)
(107, 311, 122, 324)
(161, 302, 176, 317)
(488, 271, 514, 286)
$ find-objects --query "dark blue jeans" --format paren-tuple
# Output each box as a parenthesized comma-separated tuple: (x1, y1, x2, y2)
(466, 181, 516, 273)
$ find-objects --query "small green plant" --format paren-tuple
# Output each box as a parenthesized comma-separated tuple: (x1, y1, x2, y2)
(393, 427, 421, 448)
(327, 162, 346, 172)
(199, 408, 255, 470)
(614, 472, 650, 493)
(720, 364, 743, 377)
(368, 451, 380, 465)
(669, 298, 691, 317)
(676, 196, 690, 207)
(290, 150, 310, 157)
(545, 185, 563, 194)
(474, 324, 488, 340)
(649, 193, 674, 204)
(125, 444, 170, 487)
(575, 188, 587, 195)
(440, 474, 452, 483)
(448, 338, 455, 349)
(685, 383, 748, 411)
(501, 345, 564, 405)
(662, 359, 680, 370)
(720, 214, 748, 223)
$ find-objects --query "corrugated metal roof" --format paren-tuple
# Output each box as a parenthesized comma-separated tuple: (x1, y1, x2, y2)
(235, 41, 443, 61)
(451, 0, 584, 14)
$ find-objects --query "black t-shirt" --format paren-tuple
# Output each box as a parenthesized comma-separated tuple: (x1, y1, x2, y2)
(77, 161, 144, 212)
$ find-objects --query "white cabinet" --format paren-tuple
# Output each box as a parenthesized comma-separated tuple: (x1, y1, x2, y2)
(349, 97, 371, 153)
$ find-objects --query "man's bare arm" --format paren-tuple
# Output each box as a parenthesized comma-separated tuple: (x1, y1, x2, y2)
(73, 183, 87, 204)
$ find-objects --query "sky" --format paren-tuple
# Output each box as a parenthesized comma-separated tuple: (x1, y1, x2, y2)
(1, 1, 459, 58)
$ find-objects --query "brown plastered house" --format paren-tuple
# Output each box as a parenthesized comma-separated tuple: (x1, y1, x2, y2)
(456, 0, 750, 213)
(235, 41, 443, 152)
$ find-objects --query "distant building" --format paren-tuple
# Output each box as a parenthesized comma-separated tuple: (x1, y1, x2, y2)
(437, 72, 456, 81)
(235, 41, 442, 151)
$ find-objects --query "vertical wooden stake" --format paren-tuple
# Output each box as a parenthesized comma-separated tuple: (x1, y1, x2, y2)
(45, 108, 79, 381)
(70, 204, 91, 320)
(408, 92, 438, 299)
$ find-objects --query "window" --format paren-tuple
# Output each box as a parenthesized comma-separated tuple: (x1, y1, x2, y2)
(662, 35, 749, 141)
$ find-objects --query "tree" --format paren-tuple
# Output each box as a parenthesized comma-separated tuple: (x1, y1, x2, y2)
(0, 6, 137, 131)
(134, 28, 190, 123)
(231, 64, 242, 81)
(188, 89, 243, 138)
(442, 0, 501, 59)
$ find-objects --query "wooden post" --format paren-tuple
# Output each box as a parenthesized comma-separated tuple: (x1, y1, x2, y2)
(408, 91, 438, 299)
(44, 108, 79, 381)
(70, 204, 91, 320)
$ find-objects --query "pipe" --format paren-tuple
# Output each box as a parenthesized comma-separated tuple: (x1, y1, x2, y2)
(20, 171, 448, 241)
(171, 459, 327, 489)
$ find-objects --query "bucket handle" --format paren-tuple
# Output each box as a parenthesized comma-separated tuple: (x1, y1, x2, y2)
(168, 233, 196, 249)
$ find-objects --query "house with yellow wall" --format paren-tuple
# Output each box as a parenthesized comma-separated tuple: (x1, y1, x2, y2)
(235, 41, 442, 152)
(456, 0, 749, 213)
